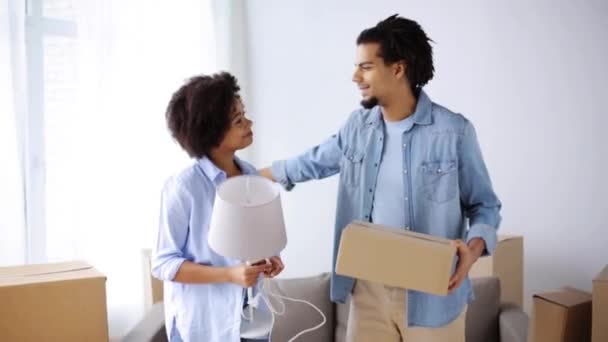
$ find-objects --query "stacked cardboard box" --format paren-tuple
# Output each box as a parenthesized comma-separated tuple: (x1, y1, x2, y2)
(530, 287, 592, 342)
(469, 235, 524, 306)
(592, 265, 608, 342)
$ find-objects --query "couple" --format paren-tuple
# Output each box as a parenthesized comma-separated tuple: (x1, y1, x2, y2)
(152, 14, 501, 342)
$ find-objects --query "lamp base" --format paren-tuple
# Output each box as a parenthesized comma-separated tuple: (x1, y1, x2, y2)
(240, 306, 273, 339)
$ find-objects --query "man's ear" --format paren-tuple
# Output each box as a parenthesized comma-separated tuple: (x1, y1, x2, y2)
(394, 61, 407, 79)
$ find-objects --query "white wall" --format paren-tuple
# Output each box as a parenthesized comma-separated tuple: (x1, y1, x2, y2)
(245, 0, 608, 312)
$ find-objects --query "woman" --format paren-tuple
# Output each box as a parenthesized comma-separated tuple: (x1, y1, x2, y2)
(152, 72, 284, 342)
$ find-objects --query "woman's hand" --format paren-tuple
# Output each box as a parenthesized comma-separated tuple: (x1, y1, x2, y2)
(227, 262, 272, 287)
(264, 256, 284, 278)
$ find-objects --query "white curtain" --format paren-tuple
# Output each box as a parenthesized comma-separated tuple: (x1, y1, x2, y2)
(0, 0, 27, 267)
(66, 0, 218, 336)
(1, 0, 253, 337)
(2, 0, 251, 336)
(212, 0, 253, 160)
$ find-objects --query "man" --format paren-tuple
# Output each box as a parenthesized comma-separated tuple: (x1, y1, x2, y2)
(260, 14, 501, 342)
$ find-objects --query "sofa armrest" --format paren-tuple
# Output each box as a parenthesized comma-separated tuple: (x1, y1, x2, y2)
(122, 302, 167, 342)
(499, 303, 528, 342)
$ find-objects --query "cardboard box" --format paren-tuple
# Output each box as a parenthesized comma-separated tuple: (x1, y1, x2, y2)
(469, 235, 523, 306)
(335, 221, 456, 296)
(0, 261, 109, 342)
(531, 287, 591, 342)
(593, 265, 608, 342)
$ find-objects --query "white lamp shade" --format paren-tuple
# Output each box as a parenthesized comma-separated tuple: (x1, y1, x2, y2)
(208, 175, 287, 261)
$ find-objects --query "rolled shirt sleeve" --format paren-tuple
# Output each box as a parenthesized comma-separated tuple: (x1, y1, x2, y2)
(152, 178, 190, 281)
(459, 120, 502, 255)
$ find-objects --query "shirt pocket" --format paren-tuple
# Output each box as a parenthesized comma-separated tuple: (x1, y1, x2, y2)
(340, 148, 365, 187)
(420, 160, 458, 204)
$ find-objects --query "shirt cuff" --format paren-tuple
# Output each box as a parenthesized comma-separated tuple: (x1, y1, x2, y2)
(271, 160, 295, 191)
(152, 255, 187, 281)
(466, 223, 498, 256)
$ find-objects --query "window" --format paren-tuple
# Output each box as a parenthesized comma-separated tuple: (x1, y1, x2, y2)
(24, 0, 78, 262)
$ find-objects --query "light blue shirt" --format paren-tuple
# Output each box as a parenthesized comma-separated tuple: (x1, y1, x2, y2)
(372, 115, 415, 229)
(152, 156, 259, 342)
(271, 90, 502, 327)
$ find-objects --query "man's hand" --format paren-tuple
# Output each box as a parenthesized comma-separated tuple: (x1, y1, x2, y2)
(448, 238, 485, 293)
(227, 262, 272, 287)
(258, 167, 276, 182)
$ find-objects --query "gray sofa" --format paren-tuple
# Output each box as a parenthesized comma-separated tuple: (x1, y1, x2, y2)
(123, 274, 528, 342)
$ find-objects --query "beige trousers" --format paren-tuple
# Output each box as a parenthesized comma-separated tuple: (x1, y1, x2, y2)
(346, 279, 467, 342)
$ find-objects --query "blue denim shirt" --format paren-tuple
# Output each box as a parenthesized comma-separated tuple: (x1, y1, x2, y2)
(271, 90, 501, 327)
(152, 156, 262, 341)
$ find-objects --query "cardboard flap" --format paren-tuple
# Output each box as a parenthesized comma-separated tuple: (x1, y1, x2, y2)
(594, 265, 608, 283)
(352, 221, 453, 245)
(497, 235, 522, 242)
(0, 261, 109, 341)
(534, 287, 592, 307)
(0, 261, 92, 278)
(0, 261, 104, 287)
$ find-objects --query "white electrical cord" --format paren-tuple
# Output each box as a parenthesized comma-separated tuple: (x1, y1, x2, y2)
(242, 276, 327, 342)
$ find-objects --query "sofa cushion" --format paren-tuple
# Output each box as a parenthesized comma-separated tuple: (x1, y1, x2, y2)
(267, 273, 334, 342)
(122, 302, 167, 342)
(467, 277, 501, 342)
(499, 303, 529, 342)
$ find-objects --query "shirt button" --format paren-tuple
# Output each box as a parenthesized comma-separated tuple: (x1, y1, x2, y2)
(404, 169, 408, 174)
(405, 226, 410, 230)
(403, 143, 407, 148)
(404, 197, 408, 201)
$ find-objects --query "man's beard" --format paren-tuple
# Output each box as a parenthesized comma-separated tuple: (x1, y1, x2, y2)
(360, 96, 379, 109)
